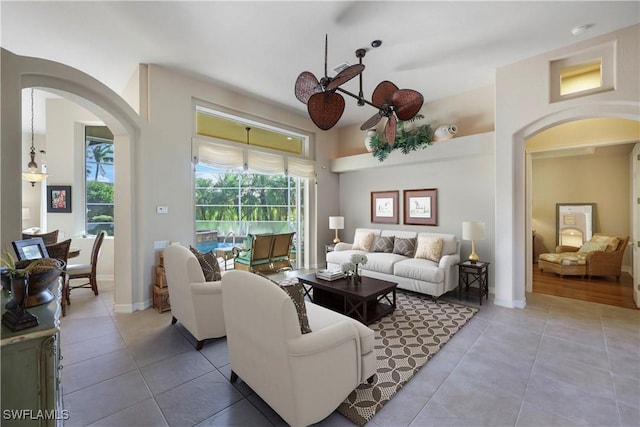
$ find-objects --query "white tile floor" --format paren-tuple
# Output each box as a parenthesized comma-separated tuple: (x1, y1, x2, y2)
(60, 277, 639, 427)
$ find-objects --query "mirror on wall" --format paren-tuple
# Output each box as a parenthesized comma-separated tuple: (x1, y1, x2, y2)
(556, 203, 596, 248)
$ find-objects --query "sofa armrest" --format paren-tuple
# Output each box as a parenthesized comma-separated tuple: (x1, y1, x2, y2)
(190, 281, 223, 294)
(334, 242, 353, 251)
(439, 253, 460, 269)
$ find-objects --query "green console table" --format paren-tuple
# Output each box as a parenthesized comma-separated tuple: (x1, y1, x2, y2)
(1, 281, 64, 426)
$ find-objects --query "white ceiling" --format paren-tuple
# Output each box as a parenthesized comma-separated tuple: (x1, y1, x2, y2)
(3, 1, 639, 133)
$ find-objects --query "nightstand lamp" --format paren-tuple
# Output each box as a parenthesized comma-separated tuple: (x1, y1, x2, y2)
(329, 216, 344, 244)
(462, 221, 485, 263)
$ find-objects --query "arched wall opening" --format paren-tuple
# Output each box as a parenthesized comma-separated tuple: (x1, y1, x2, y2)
(1, 49, 142, 312)
(514, 103, 639, 299)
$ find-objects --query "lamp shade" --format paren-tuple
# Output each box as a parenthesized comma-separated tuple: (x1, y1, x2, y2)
(329, 216, 344, 230)
(462, 221, 485, 241)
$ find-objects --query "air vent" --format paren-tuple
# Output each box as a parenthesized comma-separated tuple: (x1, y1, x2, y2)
(332, 62, 351, 74)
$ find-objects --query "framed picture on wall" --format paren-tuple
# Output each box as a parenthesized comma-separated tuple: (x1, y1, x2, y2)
(371, 191, 399, 224)
(404, 188, 437, 225)
(47, 185, 72, 213)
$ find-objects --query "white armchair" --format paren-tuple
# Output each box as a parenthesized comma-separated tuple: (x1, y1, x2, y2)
(221, 270, 375, 427)
(163, 244, 225, 350)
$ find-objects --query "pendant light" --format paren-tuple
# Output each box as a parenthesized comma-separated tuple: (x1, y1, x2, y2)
(22, 88, 48, 186)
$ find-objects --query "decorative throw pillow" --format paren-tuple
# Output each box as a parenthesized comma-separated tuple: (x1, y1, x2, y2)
(371, 236, 394, 253)
(256, 273, 311, 334)
(189, 246, 222, 281)
(415, 236, 444, 262)
(589, 235, 620, 252)
(352, 231, 375, 251)
(578, 241, 608, 253)
(393, 237, 416, 258)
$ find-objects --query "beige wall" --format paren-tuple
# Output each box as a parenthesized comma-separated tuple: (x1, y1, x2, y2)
(336, 85, 495, 158)
(532, 145, 632, 268)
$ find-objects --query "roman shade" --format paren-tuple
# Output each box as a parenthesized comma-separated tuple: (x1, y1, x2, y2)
(195, 138, 315, 178)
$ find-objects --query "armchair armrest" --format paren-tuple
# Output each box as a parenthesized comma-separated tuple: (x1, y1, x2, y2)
(585, 250, 623, 263)
(334, 242, 353, 251)
(287, 320, 359, 356)
(556, 245, 579, 253)
(190, 281, 223, 294)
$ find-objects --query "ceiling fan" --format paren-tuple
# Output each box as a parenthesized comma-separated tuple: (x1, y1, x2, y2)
(294, 35, 424, 145)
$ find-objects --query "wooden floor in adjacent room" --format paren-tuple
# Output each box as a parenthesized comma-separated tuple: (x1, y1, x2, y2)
(533, 263, 637, 310)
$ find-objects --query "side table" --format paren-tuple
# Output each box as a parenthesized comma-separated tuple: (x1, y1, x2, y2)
(324, 244, 335, 268)
(458, 261, 490, 305)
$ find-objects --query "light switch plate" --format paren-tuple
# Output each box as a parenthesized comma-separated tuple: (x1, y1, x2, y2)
(157, 206, 169, 214)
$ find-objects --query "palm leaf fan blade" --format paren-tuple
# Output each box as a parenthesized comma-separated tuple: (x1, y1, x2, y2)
(393, 89, 424, 121)
(307, 92, 345, 130)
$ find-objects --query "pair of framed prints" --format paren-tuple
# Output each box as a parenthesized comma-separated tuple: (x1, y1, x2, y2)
(371, 189, 437, 226)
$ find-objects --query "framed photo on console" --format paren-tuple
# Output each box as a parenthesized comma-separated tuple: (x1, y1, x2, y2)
(404, 188, 437, 226)
(47, 185, 72, 213)
(371, 191, 399, 224)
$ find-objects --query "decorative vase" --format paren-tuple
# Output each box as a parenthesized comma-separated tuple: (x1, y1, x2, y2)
(364, 129, 376, 152)
(353, 273, 361, 285)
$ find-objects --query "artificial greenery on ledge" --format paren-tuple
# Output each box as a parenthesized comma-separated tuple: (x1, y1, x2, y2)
(367, 114, 433, 162)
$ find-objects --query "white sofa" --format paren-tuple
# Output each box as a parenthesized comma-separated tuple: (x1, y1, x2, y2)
(222, 270, 375, 427)
(163, 244, 226, 350)
(327, 228, 460, 299)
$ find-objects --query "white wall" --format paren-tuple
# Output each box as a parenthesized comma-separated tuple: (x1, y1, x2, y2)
(495, 24, 640, 307)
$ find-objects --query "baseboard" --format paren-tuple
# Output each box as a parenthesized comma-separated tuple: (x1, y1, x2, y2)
(113, 299, 152, 313)
(494, 297, 526, 309)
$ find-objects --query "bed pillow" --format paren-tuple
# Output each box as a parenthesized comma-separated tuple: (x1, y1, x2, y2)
(189, 246, 222, 281)
(393, 237, 416, 258)
(415, 236, 443, 262)
(352, 231, 375, 251)
(371, 236, 394, 253)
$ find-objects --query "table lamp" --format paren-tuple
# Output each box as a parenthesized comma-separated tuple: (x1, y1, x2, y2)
(462, 221, 485, 263)
(329, 216, 344, 244)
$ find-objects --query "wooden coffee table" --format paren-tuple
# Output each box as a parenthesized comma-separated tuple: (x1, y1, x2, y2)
(296, 273, 397, 325)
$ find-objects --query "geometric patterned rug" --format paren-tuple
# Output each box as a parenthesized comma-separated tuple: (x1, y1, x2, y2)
(337, 291, 478, 426)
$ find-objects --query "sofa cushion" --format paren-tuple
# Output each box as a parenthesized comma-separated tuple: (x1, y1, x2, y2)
(305, 302, 374, 355)
(539, 252, 586, 266)
(362, 252, 408, 274)
(352, 231, 375, 251)
(418, 232, 457, 256)
(415, 236, 443, 262)
(393, 237, 416, 258)
(371, 236, 394, 253)
(394, 258, 444, 283)
(259, 274, 311, 334)
(189, 246, 222, 281)
(578, 241, 608, 253)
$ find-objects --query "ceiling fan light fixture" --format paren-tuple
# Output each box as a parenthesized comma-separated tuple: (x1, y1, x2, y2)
(295, 35, 423, 142)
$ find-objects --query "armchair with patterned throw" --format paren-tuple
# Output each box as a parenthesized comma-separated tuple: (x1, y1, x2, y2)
(222, 270, 375, 427)
(163, 244, 226, 350)
(233, 232, 295, 273)
(538, 234, 629, 280)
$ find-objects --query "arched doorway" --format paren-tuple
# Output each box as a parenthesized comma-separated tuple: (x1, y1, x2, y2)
(1, 49, 142, 312)
(515, 106, 639, 304)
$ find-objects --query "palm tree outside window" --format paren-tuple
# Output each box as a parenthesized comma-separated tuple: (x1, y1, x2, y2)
(85, 126, 115, 236)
